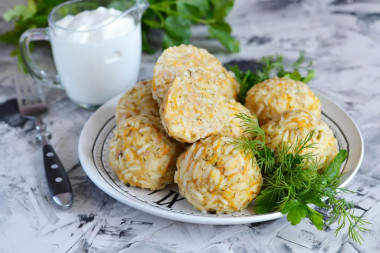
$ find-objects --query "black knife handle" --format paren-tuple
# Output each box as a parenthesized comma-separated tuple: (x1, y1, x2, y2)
(43, 144, 73, 209)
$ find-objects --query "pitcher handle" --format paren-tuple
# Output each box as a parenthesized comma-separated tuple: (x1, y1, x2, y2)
(19, 28, 62, 88)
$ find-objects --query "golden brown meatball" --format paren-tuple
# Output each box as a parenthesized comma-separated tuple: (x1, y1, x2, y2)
(109, 114, 183, 190)
(152, 45, 239, 105)
(115, 80, 159, 126)
(262, 110, 338, 171)
(175, 136, 262, 213)
(245, 77, 321, 125)
(159, 69, 227, 143)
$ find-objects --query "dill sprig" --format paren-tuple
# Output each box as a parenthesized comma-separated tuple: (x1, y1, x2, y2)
(233, 113, 274, 173)
(234, 113, 369, 244)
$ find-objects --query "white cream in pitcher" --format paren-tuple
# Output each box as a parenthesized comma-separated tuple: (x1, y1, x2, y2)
(50, 7, 141, 106)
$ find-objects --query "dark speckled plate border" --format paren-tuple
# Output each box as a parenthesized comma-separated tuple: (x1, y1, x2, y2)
(78, 91, 363, 224)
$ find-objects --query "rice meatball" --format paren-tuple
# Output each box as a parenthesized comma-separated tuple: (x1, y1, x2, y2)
(152, 45, 239, 104)
(262, 110, 338, 171)
(175, 136, 263, 213)
(220, 99, 255, 139)
(115, 80, 159, 126)
(160, 69, 227, 143)
(245, 77, 321, 125)
(109, 114, 183, 190)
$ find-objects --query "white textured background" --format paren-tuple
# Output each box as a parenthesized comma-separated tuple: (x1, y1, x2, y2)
(1, 0, 380, 252)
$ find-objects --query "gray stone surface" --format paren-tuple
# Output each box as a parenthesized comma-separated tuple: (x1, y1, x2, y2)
(1, 0, 380, 252)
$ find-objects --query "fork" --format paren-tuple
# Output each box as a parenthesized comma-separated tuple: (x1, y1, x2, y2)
(15, 70, 73, 209)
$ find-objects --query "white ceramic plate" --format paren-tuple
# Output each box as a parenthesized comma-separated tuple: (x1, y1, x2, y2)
(78, 91, 364, 224)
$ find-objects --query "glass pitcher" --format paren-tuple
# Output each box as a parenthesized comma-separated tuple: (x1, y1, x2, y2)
(19, 0, 149, 109)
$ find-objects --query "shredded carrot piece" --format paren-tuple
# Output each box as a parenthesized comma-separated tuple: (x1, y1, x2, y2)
(160, 146, 170, 156)
(129, 148, 143, 168)
(123, 127, 138, 141)
(243, 162, 248, 175)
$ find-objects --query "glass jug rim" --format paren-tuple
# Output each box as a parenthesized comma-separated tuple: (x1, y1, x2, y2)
(48, 0, 147, 33)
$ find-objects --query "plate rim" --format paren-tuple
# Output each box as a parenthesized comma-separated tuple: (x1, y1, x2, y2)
(78, 91, 364, 224)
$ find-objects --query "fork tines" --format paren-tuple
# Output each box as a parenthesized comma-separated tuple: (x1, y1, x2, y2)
(15, 69, 48, 117)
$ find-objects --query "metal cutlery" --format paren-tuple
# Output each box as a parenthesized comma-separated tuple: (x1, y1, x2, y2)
(15, 70, 73, 209)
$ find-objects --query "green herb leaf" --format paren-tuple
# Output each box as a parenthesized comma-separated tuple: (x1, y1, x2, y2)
(302, 70, 315, 83)
(177, 0, 210, 20)
(320, 149, 347, 185)
(254, 190, 279, 214)
(307, 206, 324, 230)
(163, 16, 191, 48)
(143, 0, 239, 52)
(0, 28, 22, 44)
(301, 192, 327, 208)
(3, 1, 37, 22)
(228, 66, 259, 103)
(0, 0, 61, 46)
(163, 33, 189, 49)
(288, 71, 303, 81)
(142, 9, 163, 29)
(142, 29, 155, 53)
(210, 0, 234, 22)
(282, 200, 308, 226)
(208, 23, 239, 53)
(164, 16, 191, 39)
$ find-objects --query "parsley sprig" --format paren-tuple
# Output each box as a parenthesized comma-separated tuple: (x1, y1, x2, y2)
(234, 113, 369, 244)
(229, 53, 316, 104)
(143, 0, 239, 53)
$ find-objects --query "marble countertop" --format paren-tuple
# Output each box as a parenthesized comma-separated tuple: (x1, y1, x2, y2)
(1, 0, 380, 252)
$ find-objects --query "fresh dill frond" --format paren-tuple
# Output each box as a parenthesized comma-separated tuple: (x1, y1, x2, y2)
(232, 113, 274, 172)
(235, 113, 265, 140)
(326, 195, 370, 244)
(234, 113, 369, 244)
